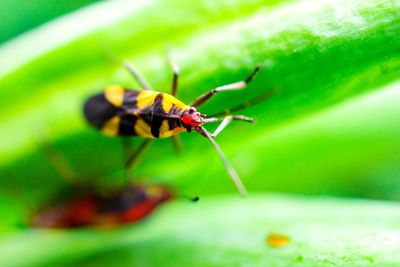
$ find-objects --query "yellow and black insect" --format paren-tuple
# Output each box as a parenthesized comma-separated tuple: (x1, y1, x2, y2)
(84, 60, 274, 196)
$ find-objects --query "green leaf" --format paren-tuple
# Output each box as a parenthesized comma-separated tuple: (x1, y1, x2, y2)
(0, 0, 100, 43)
(0, 0, 400, 265)
(1, 195, 400, 267)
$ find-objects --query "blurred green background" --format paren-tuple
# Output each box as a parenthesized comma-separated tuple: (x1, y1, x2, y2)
(0, 0, 100, 44)
(0, 0, 400, 266)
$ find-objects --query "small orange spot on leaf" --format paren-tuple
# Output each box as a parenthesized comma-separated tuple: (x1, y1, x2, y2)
(266, 233, 291, 248)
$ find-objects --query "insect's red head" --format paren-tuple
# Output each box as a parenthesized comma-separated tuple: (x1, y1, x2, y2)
(181, 107, 204, 127)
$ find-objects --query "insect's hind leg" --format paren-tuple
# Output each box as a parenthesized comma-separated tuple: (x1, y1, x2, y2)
(38, 140, 78, 184)
(190, 66, 261, 108)
(167, 53, 180, 97)
(124, 139, 153, 171)
(123, 61, 153, 90)
(204, 115, 255, 138)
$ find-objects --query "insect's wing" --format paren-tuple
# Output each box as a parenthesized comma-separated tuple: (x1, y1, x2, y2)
(84, 87, 148, 137)
(83, 90, 121, 131)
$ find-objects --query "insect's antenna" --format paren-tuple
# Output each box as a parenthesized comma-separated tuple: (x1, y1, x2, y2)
(195, 126, 248, 197)
(207, 89, 276, 118)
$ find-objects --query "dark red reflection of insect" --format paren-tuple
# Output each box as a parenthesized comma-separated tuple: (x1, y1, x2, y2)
(32, 183, 174, 228)
(30, 133, 180, 228)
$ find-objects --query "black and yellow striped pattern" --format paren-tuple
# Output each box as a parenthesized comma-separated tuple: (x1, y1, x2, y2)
(84, 86, 189, 138)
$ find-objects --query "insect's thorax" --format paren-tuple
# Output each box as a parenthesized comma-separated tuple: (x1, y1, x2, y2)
(133, 90, 190, 138)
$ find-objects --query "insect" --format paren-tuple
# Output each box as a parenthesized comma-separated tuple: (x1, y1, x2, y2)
(84, 59, 274, 196)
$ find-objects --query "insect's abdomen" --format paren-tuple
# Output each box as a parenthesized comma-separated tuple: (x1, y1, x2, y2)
(84, 86, 188, 138)
(83, 86, 139, 136)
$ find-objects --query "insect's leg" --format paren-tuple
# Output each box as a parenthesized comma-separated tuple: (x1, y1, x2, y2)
(190, 66, 261, 108)
(124, 139, 153, 170)
(204, 115, 255, 138)
(39, 141, 78, 184)
(207, 89, 275, 117)
(123, 61, 153, 90)
(121, 137, 134, 179)
(195, 126, 248, 196)
(166, 51, 180, 97)
(164, 45, 180, 96)
(171, 135, 184, 153)
(210, 117, 233, 138)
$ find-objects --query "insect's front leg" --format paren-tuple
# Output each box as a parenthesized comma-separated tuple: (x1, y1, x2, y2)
(204, 115, 255, 138)
(190, 66, 261, 108)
